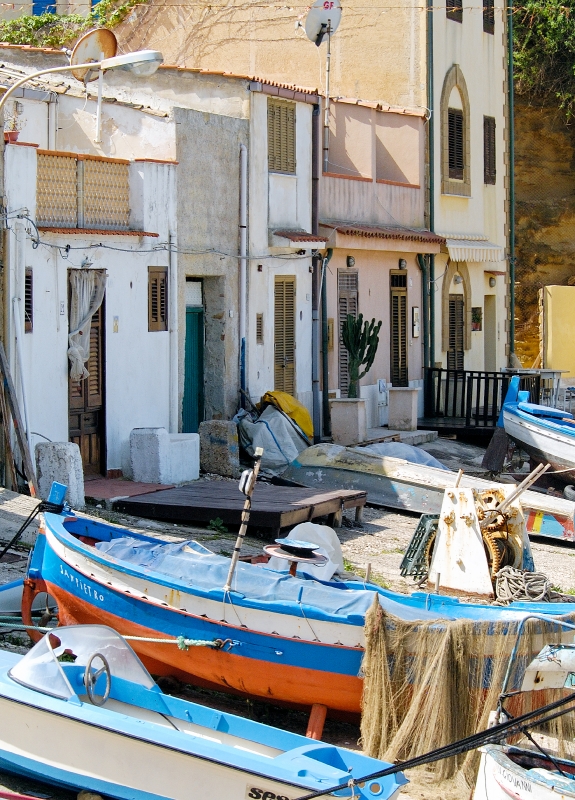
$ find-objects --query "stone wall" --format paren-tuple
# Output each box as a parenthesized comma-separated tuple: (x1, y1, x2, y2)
(515, 97, 575, 366)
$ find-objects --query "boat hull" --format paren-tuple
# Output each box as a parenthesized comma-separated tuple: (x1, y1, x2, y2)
(473, 745, 575, 800)
(504, 407, 575, 483)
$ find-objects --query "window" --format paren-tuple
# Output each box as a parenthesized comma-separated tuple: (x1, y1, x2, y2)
(268, 99, 296, 174)
(447, 295, 465, 370)
(448, 109, 464, 180)
(256, 313, 264, 344)
(338, 270, 358, 397)
(148, 267, 168, 332)
(24, 268, 33, 333)
(274, 277, 296, 394)
(483, 0, 494, 33)
(440, 66, 471, 196)
(390, 272, 408, 386)
(484, 116, 496, 184)
(446, 0, 463, 23)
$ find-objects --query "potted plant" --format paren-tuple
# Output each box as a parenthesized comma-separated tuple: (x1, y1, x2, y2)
(330, 313, 382, 445)
(4, 104, 23, 143)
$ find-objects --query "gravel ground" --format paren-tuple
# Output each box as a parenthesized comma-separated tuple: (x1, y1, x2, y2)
(1, 456, 575, 800)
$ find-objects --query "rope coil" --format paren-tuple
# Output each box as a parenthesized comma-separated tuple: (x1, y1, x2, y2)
(494, 566, 575, 605)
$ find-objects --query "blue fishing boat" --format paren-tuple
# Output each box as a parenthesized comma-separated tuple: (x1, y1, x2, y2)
(0, 623, 407, 800)
(22, 507, 575, 720)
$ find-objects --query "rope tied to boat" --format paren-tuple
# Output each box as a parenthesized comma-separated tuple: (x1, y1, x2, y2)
(494, 566, 575, 605)
(0, 499, 64, 562)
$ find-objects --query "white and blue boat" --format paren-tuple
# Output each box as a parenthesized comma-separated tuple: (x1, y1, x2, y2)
(0, 623, 407, 800)
(503, 377, 575, 482)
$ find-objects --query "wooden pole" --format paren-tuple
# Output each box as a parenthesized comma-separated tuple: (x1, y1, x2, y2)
(0, 342, 37, 496)
(223, 447, 263, 592)
(0, 381, 17, 492)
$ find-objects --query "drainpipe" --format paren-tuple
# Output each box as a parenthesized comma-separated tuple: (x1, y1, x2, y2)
(417, 254, 430, 370)
(239, 143, 248, 406)
(168, 229, 178, 433)
(47, 93, 57, 150)
(311, 104, 321, 441)
(321, 248, 333, 437)
(507, 0, 516, 357)
(427, 1, 436, 369)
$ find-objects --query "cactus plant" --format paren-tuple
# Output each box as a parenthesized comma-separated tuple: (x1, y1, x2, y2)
(342, 313, 382, 398)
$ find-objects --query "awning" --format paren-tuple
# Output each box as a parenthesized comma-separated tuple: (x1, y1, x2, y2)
(270, 229, 327, 249)
(440, 233, 504, 263)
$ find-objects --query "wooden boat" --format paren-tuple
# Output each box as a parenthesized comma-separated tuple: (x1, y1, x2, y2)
(0, 623, 407, 800)
(473, 640, 575, 800)
(282, 444, 575, 544)
(503, 397, 575, 483)
(22, 510, 575, 718)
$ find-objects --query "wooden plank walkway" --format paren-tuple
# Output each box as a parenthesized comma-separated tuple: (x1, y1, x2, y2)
(113, 481, 367, 535)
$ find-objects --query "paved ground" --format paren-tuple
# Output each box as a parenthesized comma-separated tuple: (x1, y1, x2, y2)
(1, 437, 575, 799)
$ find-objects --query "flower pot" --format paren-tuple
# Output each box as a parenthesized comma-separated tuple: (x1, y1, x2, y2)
(4, 131, 19, 143)
(329, 398, 367, 446)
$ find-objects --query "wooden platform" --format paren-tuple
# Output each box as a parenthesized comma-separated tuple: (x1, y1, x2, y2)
(113, 482, 366, 535)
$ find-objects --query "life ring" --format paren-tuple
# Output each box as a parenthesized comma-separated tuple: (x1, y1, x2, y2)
(21, 577, 52, 644)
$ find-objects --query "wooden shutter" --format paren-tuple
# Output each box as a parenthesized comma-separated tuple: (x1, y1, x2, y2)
(148, 267, 168, 332)
(256, 313, 264, 344)
(390, 272, 408, 386)
(24, 268, 33, 333)
(448, 109, 464, 180)
(338, 270, 359, 397)
(86, 304, 103, 408)
(268, 99, 296, 174)
(483, 0, 494, 33)
(274, 277, 296, 394)
(446, 0, 463, 22)
(447, 295, 465, 371)
(484, 116, 496, 184)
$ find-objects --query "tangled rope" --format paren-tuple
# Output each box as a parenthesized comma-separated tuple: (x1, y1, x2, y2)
(494, 566, 575, 605)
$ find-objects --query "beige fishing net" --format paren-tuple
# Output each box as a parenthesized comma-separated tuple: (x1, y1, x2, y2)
(360, 597, 575, 789)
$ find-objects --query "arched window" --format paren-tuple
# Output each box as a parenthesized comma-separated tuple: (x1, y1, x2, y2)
(440, 65, 471, 197)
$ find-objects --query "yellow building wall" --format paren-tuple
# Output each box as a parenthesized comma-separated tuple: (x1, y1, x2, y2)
(543, 286, 575, 378)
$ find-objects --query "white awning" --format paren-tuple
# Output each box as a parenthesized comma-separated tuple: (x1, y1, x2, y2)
(442, 234, 504, 263)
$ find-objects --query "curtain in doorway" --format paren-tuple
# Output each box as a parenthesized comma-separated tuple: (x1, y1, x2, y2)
(67, 269, 107, 383)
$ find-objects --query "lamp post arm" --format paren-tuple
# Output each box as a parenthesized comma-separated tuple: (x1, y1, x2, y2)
(0, 62, 103, 116)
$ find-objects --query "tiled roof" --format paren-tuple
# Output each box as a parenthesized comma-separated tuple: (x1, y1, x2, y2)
(320, 222, 445, 244)
(38, 227, 159, 237)
(273, 229, 327, 242)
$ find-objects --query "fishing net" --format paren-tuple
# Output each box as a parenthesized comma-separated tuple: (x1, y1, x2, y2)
(360, 598, 575, 788)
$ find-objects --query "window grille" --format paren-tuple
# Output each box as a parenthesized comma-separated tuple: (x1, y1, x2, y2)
(484, 116, 496, 184)
(448, 109, 464, 180)
(148, 267, 168, 332)
(268, 99, 296, 174)
(256, 313, 264, 344)
(24, 268, 33, 333)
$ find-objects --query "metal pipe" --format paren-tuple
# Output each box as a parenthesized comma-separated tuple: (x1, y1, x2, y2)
(168, 229, 179, 433)
(322, 22, 332, 174)
(239, 143, 248, 405)
(427, 3, 436, 368)
(94, 62, 104, 144)
(416, 253, 429, 370)
(321, 249, 333, 436)
(507, 0, 516, 357)
(311, 105, 321, 441)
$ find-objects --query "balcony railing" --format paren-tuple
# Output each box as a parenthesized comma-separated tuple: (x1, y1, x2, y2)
(36, 150, 130, 230)
(424, 368, 541, 428)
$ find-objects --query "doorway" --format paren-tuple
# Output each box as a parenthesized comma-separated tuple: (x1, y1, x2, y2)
(484, 295, 496, 371)
(447, 294, 465, 370)
(183, 306, 204, 432)
(390, 271, 408, 386)
(69, 303, 105, 476)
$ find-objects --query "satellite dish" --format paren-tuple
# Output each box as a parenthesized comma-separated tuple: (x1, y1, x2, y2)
(305, 0, 342, 46)
(70, 29, 118, 83)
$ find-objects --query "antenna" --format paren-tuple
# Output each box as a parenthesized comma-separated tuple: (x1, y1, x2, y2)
(70, 29, 118, 145)
(303, 0, 342, 173)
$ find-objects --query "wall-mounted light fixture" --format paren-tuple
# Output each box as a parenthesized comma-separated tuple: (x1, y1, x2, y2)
(489, 276, 496, 288)
(398, 258, 407, 269)
(257, 264, 263, 272)
(453, 274, 463, 285)
(346, 255, 355, 268)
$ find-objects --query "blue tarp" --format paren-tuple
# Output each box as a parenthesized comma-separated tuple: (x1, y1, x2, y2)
(95, 537, 375, 622)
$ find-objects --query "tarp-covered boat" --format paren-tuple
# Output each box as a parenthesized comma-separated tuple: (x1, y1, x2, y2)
(0, 624, 407, 800)
(23, 510, 575, 717)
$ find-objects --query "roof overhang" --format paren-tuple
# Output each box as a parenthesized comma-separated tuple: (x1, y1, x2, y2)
(439, 233, 505, 263)
(319, 222, 445, 253)
(269, 229, 327, 250)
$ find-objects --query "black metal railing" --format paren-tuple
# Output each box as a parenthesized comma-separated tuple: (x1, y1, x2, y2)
(424, 368, 541, 428)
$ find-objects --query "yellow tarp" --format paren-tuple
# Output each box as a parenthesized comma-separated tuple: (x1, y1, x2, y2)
(259, 391, 313, 441)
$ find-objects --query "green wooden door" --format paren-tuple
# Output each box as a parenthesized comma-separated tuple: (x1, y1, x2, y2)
(183, 307, 204, 432)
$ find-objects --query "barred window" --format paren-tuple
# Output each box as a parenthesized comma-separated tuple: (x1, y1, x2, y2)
(148, 267, 168, 332)
(24, 268, 33, 333)
(268, 99, 296, 174)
